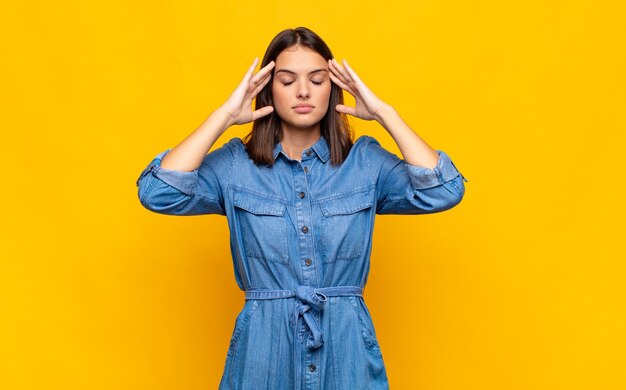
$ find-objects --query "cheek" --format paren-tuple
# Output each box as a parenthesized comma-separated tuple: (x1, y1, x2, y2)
(319, 86, 332, 106)
(271, 84, 287, 106)
(323, 83, 332, 97)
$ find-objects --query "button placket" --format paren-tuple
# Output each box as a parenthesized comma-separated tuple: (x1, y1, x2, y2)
(305, 350, 321, 388)
(290, 156, 321, 388)
(291, 161, 317, 286)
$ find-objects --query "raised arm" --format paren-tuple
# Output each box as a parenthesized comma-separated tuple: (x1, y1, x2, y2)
(135, 109, 235, 216)
(327, 58, 468, 214)
(136, 57, 276, 215)
(366, 136, 467, 215)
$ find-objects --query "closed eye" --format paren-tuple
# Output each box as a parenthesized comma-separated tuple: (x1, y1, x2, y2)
(281, 81, 324, 86)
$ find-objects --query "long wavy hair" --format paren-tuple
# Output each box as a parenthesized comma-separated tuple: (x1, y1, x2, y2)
(242, 27, 354, 166)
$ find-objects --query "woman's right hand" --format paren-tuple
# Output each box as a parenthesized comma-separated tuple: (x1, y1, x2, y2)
(219, 57, 276, 127)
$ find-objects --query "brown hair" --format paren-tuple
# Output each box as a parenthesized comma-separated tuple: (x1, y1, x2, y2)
(242, 27, 354, 166)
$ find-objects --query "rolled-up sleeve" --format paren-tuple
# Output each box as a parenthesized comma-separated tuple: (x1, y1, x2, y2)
(367, 137, 468, 215)
(135, 138, 237, 216)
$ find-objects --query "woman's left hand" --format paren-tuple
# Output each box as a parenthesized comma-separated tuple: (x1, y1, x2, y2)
(328, 58, 389, 122)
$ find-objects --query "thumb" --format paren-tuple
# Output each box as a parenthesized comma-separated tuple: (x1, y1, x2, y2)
(253, 106, 274, 120)
(335, 104, 355, 116)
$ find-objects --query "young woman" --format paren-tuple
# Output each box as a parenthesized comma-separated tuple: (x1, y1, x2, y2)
(136, 27, 468, 390)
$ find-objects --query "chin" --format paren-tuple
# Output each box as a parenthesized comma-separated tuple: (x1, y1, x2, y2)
(296, 118, 324, 127)
(281, 114, 320, 126)
(287, 123, 319, 131)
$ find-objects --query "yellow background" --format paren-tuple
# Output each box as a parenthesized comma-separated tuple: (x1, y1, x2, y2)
(2, 0, 625, 388)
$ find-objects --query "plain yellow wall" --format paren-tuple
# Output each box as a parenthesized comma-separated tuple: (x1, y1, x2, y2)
(1, 0, 625, 389)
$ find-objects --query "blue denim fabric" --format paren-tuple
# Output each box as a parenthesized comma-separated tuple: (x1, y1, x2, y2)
(136, 135, 468, 389)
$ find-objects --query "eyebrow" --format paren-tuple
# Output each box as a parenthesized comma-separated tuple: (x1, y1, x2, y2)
(275, 68, 328, 75)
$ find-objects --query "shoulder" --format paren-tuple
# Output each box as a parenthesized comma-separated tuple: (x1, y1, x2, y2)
(351, 135, 399, 162)
(200, 137, 244, 168)
(354, 134, 376, 147)
(349, 135, 375, 155)
(208, 136, 245, 152)
(215, 136, 245, 156)
(353, 134, 390, 152)
(225, 136, 245, 153)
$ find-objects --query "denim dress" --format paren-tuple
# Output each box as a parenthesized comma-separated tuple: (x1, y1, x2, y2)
(136, 134, 468, 390)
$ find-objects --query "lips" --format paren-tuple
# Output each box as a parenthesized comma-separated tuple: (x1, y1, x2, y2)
(293, 104, 314, 114)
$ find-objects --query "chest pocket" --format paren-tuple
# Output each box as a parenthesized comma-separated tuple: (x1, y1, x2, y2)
(318, 186, 374, 263)
(233, 189, 289, 264)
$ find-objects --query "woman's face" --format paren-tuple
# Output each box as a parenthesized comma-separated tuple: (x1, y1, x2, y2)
(271, 45, 331, 132)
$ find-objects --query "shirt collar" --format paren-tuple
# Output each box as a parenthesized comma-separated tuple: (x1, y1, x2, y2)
(270, 134, 331, 164)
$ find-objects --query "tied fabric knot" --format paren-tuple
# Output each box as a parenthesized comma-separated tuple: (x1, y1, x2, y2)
(244, 284, 363, 390)
(293, 285, 328, 349)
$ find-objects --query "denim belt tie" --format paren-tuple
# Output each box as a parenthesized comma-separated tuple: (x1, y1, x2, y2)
(244, 285, 363, 390)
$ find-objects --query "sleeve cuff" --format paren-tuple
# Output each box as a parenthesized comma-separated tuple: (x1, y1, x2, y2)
(145, 149, 199, 195)
(404, 150, 468, 190)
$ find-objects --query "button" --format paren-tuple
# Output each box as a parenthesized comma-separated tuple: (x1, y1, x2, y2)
(306, 149, 312, 156)
(303, 166, 309, 173)
(308, 364, 316, 372)
(301, 226, 309, 234)
(299, 192, 305, 199)
(305, 258, 312, 266)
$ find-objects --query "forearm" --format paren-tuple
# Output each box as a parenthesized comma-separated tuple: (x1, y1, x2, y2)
(374, 104, 439, 169)
(160, 108, 234, 172)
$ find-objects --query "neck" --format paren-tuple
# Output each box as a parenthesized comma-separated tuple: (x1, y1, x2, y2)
(280, 124, 321, 161)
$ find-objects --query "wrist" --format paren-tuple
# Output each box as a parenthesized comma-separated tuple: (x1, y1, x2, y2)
(373, 103, 396, 125)
(212, 106, 236, 130)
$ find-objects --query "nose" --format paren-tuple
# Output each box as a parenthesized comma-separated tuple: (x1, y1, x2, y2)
(297, 81, 310, 98)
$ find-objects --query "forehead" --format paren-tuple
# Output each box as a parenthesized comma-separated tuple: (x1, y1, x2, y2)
(274, 46, 327, 72)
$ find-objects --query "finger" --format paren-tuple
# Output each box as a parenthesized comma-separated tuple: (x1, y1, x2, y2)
(342, 59, 363, 85)
(247, 65, 273, 95)
(252, 105, 274, 121)
(331, 58, 354, 84)
(247, 74, 273, 108)
(248, 69, 270, 93)
(255, 62, 275, 85)
(250, 60, 275, 85)
(329, 70, 355, 95)
(249, 70, 273, 97)
(328, 59, 348, 85)
(248, 71, 272, 98)
(263, 59, 276, 71)
(328, 70, 348, 89)
(242, 57, 259, 84)
(329, 59, 356, 96)
(335, 104, 356, 116)
(235, 58, 260, 97)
